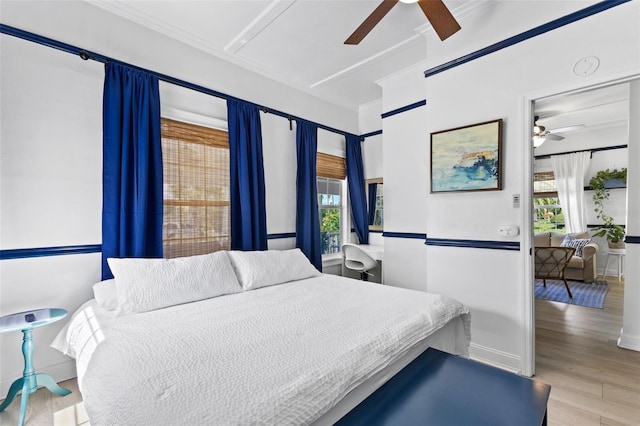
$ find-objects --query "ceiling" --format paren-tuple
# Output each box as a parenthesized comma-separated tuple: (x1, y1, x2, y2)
(88, 0, 488, 111)
(534, 82, 630, 143)
(83, 0, 628, 133)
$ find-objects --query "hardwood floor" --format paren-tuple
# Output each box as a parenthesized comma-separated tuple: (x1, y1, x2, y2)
(0, 378, 86, 426)
(536, 276, 640, 425)
(2, 275, 638, 425)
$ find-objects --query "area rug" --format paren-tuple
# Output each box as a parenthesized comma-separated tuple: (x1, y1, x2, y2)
(535, 279, 609, 309)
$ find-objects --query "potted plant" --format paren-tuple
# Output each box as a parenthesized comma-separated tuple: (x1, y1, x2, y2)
(589, 168, 627, 248)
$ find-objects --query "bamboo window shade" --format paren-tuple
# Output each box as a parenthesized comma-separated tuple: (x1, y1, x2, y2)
(161, 118, 231, 259)
(534, 171, 558, 197)
(317, 152, 346, 180)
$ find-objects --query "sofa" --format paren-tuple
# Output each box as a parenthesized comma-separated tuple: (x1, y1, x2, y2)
(534, 232, 599, 283)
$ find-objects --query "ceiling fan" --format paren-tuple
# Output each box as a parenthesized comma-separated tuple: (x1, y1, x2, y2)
(533, 116, 586, 147)
(345, 0, 461, 45)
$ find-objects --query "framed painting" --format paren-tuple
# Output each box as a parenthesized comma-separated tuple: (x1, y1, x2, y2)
(430, 119, 503, 193)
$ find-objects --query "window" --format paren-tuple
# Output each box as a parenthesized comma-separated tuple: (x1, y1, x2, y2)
(161, 118, 231, 258)
(533, 171, 565, 234)
(317, 177, 342, 255)
(316, 152, 346, 255)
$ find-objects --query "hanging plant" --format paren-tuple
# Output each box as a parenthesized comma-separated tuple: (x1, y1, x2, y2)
(589, 168, 627, 243)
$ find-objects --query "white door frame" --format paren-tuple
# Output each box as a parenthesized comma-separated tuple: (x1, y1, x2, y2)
(521, 71, 640, 377)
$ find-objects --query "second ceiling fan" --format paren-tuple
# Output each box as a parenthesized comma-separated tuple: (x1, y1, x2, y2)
(534, 116, 586, 142)
(345, 0, 461, 45)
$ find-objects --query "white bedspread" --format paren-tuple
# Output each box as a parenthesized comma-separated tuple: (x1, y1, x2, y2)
(59, 274, 470, 425)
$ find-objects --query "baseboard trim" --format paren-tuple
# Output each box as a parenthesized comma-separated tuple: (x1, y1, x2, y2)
(617, 328, 640, 352)
(1, 359, 77, 396)
(469, 343, 522, 375)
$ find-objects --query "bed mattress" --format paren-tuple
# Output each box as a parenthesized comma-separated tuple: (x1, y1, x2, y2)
(54, 274, 470, 425)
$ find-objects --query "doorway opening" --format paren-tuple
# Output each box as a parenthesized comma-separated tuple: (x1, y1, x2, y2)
(527, 79, 640, 422)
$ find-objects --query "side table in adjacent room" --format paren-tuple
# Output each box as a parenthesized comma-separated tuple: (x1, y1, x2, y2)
(604, 248, 625, 281)
(0, 308, 71, 426)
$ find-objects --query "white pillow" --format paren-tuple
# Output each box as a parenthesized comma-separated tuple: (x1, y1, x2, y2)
(92, 279, 118, 311)
(107, 251, 241, 315)
(227, 248, 321, 290)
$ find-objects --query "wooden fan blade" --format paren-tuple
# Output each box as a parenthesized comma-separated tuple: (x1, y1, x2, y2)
(345, 0, 399, 45)
(418, 0, 461, 41)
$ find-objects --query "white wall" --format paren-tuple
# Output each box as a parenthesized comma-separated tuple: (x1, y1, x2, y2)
(0, 36, 105, 391)
(0, 1, 357, 393)
(378, 1, 640, 371)
(377, 63, 430, 291)
(619, 79, 640, 351)
(359, 100, 383, 180)
(359, 100, 384, 246)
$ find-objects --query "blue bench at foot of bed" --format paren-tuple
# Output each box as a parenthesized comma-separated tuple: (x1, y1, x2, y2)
(336, 348, 550, 426)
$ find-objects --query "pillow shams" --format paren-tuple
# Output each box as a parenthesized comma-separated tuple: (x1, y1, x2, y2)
(227, 248, 321, 290)
(93, 279, 118, 311)
(560, 235, 592, 257)
(108, 251, 241, 315)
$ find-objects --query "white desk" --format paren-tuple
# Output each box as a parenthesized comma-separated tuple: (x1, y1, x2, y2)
(604, 248, 625, 281)
(342, 244, 384, 284)
(358, 244, 384, 261)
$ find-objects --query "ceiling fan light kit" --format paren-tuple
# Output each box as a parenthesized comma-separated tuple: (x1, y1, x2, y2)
(345, 0, 461, 45)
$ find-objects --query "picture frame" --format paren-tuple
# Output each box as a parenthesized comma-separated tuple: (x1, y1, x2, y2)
(430, 119, 503, 193)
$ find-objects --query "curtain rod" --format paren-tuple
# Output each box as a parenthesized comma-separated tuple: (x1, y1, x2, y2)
(0, 23, 360, 140)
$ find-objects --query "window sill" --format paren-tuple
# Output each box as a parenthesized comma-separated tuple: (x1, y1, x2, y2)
(322, 253, 343, 267)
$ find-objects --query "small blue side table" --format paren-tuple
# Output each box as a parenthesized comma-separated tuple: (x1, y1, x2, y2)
(0, 308, 71, 426)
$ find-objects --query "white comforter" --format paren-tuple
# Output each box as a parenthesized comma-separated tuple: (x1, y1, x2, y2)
(59, 274, 470, 425)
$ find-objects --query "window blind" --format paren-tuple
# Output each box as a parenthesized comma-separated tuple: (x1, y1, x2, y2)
(317, 152, 346, 180)
(161, 118, 231, 258)
(534, 171, 558, 197)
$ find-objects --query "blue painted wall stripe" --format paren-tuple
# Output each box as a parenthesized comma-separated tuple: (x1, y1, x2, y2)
(535, 144, 627, 160)
(382, 232, 427, 239)
(266, 232, 296, 240)
(587, 224, 626, 229)
(352, 228, 384, 234)
(360, 129, 383, 139)
(625, 236, 640, 244)
(0, 24, 358, 140)
(424, 0, 630, 78)
(426, 238, 520, 251)
(381, 100, 427, 119)
(0, 245, 102, 260)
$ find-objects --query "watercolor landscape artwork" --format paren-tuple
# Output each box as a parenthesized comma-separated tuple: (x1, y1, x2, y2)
(430, 119, 503, 193)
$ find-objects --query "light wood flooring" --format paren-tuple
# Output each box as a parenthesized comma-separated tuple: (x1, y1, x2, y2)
(0, 378, 86, 426)
(1, 275, 638, 425)
(535, 276, 640, 425)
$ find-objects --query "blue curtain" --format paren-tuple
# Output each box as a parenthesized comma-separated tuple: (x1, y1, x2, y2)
(295, 121, 322, 271)
(368, 182, 377, 226)
(227, 100, 267, 251)
(102, 63, 163, 279)
(346, 135, 369, 244)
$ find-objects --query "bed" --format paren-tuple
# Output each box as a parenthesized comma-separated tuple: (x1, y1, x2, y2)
(52, 249, 470, 425)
